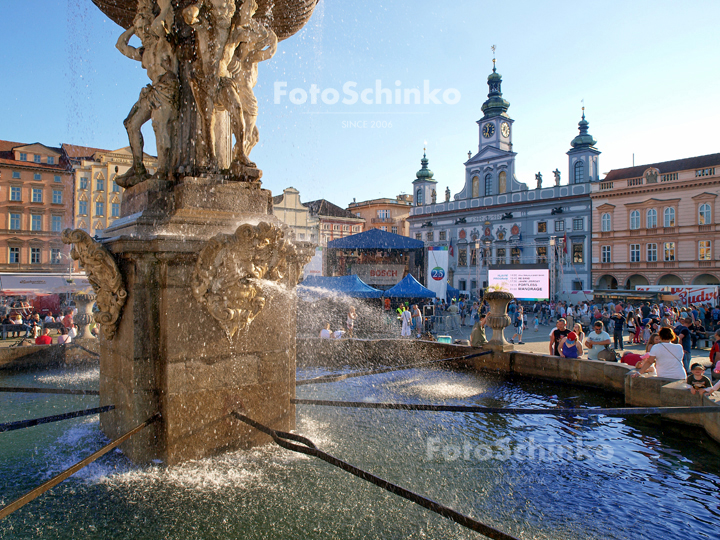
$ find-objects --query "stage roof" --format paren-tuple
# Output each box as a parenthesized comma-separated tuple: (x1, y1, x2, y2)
(327, 228, 424, 250)
(383, 274, 436, 298)
(297, 275, 384, 299)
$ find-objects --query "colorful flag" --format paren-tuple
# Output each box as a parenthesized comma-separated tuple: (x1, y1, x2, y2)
(563, 233, 568, 254)
(449, 236, 454, 257)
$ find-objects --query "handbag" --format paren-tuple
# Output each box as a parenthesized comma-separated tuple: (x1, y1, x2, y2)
(597, 345, 618, 362)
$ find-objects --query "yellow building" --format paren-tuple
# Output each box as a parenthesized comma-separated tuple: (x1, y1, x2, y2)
(272, 187, 319, 243)
(62, 144, 157, 236)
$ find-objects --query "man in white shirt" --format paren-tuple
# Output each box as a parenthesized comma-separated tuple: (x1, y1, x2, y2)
(585, 321, 612, 360)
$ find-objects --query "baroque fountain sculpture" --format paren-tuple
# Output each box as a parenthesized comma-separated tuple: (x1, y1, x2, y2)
(60, 0, 318, 464)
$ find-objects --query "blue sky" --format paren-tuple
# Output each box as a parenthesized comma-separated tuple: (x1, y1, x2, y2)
(1, 0, 719, 208)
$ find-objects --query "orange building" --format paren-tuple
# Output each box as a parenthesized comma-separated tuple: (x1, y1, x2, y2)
(591, 153, 720, 289)
(0, 140, 74, 272)
(347, 194, 412, 236)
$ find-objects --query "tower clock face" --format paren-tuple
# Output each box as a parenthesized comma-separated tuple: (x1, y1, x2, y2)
(482, 123, 495, 138)
(501, 122, 510, 138)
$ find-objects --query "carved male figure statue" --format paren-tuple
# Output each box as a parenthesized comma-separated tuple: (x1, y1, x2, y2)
(431, 189, 436, 204)
(535, 171, 542, 190)
(115, 0, 179, 187)
(553, 168, 561, 186)
(445, 186, 451, 202)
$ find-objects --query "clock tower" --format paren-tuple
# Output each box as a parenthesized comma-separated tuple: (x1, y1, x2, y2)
(477, 60, 513, 153)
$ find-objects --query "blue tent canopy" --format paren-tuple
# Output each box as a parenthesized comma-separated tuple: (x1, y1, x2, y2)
(326, 228, 424, 250)
(297, 275, 384, 299)
(446, 285, 460, 302)
(383, 274, 436, 299)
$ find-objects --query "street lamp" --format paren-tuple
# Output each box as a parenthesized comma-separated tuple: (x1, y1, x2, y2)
(474, 240, 480, 300)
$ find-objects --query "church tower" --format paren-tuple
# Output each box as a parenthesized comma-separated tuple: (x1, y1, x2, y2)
(412, 150, 437, 206)
(477, 58, 513, 154)
(566, 108, 601, 183)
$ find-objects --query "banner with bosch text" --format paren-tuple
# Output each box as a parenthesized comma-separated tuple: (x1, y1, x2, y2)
(426, 246, 448, 301)
(352, 264, 405, 286)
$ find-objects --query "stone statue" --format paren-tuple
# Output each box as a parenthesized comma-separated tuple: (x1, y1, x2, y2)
(115, 0, 179, 187)
(553, 168, 561, 186)
(535, 172, 542, 190)
(445, 186, 451, 202)
(431, 189, 436, 204)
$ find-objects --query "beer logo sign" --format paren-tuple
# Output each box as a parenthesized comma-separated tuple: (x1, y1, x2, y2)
(431, 267, 445, 281)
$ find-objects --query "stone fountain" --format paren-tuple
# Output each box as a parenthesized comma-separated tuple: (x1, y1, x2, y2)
(61, 0, 318, 465)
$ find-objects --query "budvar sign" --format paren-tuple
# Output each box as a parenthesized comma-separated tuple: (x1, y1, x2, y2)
(352, 265, 405, 286)
(636, 286, 719, 306)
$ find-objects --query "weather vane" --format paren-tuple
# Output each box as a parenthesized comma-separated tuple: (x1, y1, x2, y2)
(491, 44, 496, 68)
(581, 98, 585, 118)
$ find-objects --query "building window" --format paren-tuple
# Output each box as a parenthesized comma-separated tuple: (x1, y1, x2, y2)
(663, 207, 675, 227)
(96, 202, 105, 216)
(470, 248, 478, 266)
(630, 210, 640, 230)
(537, 221, 547, 233)
(9, 213, 21, 230)
(573, 218, 583, 231)
(511, 247, 521, 264)
(574, 160, 584, 183)
(31, 248, 40, 264)
(51, 248, 60, 264)
(471, 176, 480, 198)
(439, 231, 446, 241)
(647, 243, 657, 262)
(10, 186, 21, 201)
(52, 216, 62, 232)
(12, 171, 20, 179)
(484, 174, 493, 196)
(31, 215, 42, 231)
(695, 168, 716, 177)
(48, 156, 55, 165)
(555, 220, 565, 232)
(34, 155, 41, 163)
(459, 280, 467, 291)
(471, 279, 477, 291)
(353, 226, 361, 232)
(52, 190, 62, 204)
(32, 188, 42, 203)
(498, 171, 507, 193)
(458, 248, 467, 266)
(496, 248, 506, 264)
(699, 203, 711, 225)
(601, 245, 611, 263)
(572, 243, 584, 264)
(699, 241, 712, 261)
(19, 153, 27, 161)
(377, 209, 389, 219)
(416, 189, 423, 206)
(646, 208, 657, 229)
(96, 178, 105, 191)
(600, 213, 611, 232)
(112, 181, 120, 192)
(333, 224, 340, 231)
(34, 173, 42, 181)
(80, 177, 89, 190)
(664, 242, 675, 261)
(426, 231, 434, 241)
(112, 203, 120, 217)
(78, 200, 88, 215)
(536, 246, 548, 263)
(415, 233, 422, 240)
(54, 175, 61, 183)
(343, 225, 349, 231)
(391, 226, 397, 234)
(380, 226, 387, 231)
(9, 247, 19, 264)
(630, 244, 640, 263)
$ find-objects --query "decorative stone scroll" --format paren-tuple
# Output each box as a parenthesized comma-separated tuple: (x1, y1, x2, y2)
(61, 229, 128, 340)
(192, 222, 312, 340)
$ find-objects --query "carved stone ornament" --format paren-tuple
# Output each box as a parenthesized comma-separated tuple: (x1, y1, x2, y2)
(61, 229, 128, 340)
(192, 221, 312, 340)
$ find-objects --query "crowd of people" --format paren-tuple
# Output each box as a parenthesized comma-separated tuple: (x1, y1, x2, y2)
(0, 308, 89, 344)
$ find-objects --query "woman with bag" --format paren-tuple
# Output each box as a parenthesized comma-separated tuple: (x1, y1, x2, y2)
(634, 327, 687, 379)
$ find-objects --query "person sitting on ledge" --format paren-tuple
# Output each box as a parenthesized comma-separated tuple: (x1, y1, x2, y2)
(687, 363, 712, 395)
(319, 322, 332, 339)
(633, 327, 687, 380)
(584, 321, 611, 361)
(559, 331, 583, 358)
(35, 327, 52, 345)
(57, 326, 72, 345)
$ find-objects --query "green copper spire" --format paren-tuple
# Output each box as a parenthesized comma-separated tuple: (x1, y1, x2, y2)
(570, 107, 597, 148)
(414, 148, 436, 182)
(480, 60, 510, 120)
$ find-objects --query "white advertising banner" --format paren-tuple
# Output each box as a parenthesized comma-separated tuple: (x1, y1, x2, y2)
(426, 246, 448, 301)
(636, 285, 719, 306)
(352, 264, 405, 285)
(488, 269, 550, 300)
(303, 247, 323, 279)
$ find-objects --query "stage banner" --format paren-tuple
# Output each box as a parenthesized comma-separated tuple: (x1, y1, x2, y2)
(352, 264, 405, 286)
(303, 247, 323, 278)
(427, 246, 448, 300)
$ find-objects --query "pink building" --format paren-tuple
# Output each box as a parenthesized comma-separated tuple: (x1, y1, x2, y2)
(591, 153, 720, 289)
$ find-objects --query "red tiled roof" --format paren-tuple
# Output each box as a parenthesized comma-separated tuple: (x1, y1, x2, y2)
(0, 140, 25, 153)
(604, 153, 720, 181)
(61, 143, 110, 159)
(303, 199, 361, 220)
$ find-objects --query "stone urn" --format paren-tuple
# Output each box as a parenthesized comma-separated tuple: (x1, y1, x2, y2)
(485, 290, 515, 351)
(73, 293, 97, 339)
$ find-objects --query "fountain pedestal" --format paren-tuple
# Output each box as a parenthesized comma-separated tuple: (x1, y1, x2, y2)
(98, 177, 300, 465)
(484, 291, 515, 352)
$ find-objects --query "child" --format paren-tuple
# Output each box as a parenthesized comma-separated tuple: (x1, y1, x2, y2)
(533, 315, 539, 332)
(687, 363, 712, 395)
